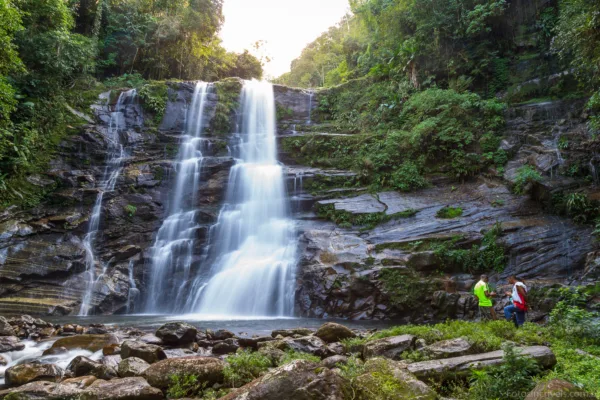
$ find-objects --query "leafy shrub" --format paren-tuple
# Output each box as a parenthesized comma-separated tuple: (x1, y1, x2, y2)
(469, 343, 541, 400)
(223, 349, 272, 388)
(513, 165, 542, 194)
(390, 161, 429, 192)
(549, 291, 600, 344)
(436, 206, 463, 218)
(138, 82, 168, 125)
(167, 374, 205, 399)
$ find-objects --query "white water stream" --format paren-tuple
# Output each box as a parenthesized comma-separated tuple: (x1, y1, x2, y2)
(145, 82, 212, 313)
(188, 80, 297, 317)
(79, 89, 136, 316)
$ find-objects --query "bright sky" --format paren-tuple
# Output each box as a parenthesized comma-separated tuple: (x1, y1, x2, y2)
(220, 0, 350, 79)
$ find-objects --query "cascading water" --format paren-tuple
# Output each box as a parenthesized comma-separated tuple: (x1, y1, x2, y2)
(188, 80, 297, 317)
(126, 260, 139, 314)
(144, 82, 212, 313)
(79, 89, 135, 316)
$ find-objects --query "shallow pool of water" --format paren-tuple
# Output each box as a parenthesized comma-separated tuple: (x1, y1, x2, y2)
(45, 315, 394, 336)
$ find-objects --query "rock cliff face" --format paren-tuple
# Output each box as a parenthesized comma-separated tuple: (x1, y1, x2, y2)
(0, 79, 597, 319)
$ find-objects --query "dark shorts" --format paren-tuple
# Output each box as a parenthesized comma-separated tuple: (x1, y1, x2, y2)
(479, 306, 494, 320)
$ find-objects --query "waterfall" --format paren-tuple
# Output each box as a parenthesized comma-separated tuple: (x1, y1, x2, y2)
(189, 80, 297, 317)
(79, 89, 136, 316)
(126, 260, 139, 314)
(144, 82, 212, 313)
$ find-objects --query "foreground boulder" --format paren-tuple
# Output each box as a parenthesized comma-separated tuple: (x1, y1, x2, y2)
(0, 336, 25, 352)
(363, 335, 416, 360)
(421, 338, 474, 359)
(0, 381, 81, 399)
(221, 359, 350, 400)
(155, 322, 197, 346)
(525, 379, 597, 400)
(80, 377, 164, 400)
(50, 334, 119, 352)
(118, 357, 150, 377)
(5, 363, 64, 386)
(142, 356, 225, 390)
(315, 323, 356, 343)
(357, 358, 436, 400)
(0, 317, 15, 336)
(121, 340, 167, 364)
(408, 346, 557, 380)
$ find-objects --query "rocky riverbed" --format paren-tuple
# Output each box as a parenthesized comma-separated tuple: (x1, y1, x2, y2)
(0, 314, 574, 399)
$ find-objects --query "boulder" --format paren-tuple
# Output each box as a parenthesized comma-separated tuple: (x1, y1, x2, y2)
(283, 336, 333, 358)
(408, 346, 557, 380)
(80, 377, 164, 400)
(61, 375, 98, 389)
(0, 317, 15, 336)
(321, 355, 349, 369)
(271, 328, 314, 338)
(142, 356, 225, 390)
(50, 334, 119, 352)
(0, 336, 25, 352)
(327, 342, 346, 355)
(363, 335, 416, 360)
(422, 338, 474, 359)
(314, 323, 356, 343)
(67, 356, 101, 377)
(525, 379, 597, 400)
(356, 358, 436, 400)
(155, 322, 197, 346)
(258, 347, 285, 365)
(220, 360, 350, 400)
(139, 334, 163, 345)
(121, 340, 166, 364)
(42, 346, 68, 356)
(0, 381, 81, 399)
(5, 363, 64, 387)
(118, 357, 150, 378)
(207, 329, 235, 341)
(212, 338, 240, 355)
(102, 344, 120, 356)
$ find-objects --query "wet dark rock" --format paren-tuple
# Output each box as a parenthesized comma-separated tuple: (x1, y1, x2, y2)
(315, 322, 355, 343)
(61, 375, 98, 389)
(42, 346, 68, 356)
(102, 343, 120, 356)
(121, 340, 167, 364)
(117, 357, 150, 378)
(212, 338, 240, 355)
(155, 321, 197, 346)
(5, 363, 64, 387)
(363, 335, 416, 360)
(220, 359, 350, 400)
(142, 356, 225, 390)
(67, 356, 102, 377)
(207, 329, 235, 341)
(0, 336, 25, 352)
(80, 377, 164, 400)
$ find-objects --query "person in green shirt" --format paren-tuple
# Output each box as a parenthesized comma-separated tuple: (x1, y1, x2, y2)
(474, 274, 497, 320)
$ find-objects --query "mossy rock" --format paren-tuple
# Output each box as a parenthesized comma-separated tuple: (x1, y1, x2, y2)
(525, 379, 597, 400)
(355, 358, 436, 400)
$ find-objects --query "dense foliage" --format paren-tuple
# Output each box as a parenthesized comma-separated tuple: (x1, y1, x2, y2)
(0, 0, 262, 207)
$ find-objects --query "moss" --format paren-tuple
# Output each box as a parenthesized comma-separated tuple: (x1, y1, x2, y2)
(379, 268, 443, 310)
(138, 81, 169, 125)
(436, 206, 463, 219)
(211, 78, 242, 135)
(316, 203, 418, 230)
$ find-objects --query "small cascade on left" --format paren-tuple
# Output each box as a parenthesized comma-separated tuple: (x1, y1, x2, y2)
(79, 89, 136, 316)
(144, 82, 212, 314)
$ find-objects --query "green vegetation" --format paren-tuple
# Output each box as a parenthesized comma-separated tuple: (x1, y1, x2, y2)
(223, 349, 272, 388)
(278, 350, 321, 365)
(380, 268, 441, 310)
(436, 206, 463, 219)
(124, 204, 137, 218)
(513, 165, 543, 195)
(0, 0, 263, 209)
(166, 374, 227, 399)
(316, 202, 417, 230)
(211, 78, 243, 135)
